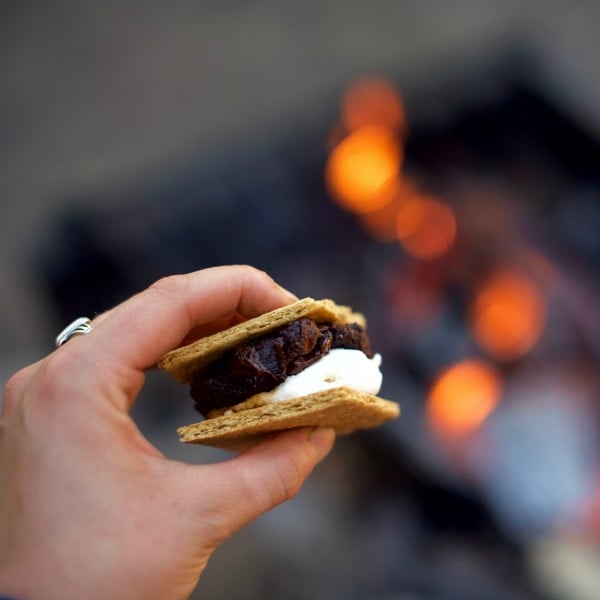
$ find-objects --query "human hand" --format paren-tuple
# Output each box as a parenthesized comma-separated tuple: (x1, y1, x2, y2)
(0, 265, 335, 600)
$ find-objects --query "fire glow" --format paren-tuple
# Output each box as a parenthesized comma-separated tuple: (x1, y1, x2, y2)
(395, 196, 456, 260)
(469, 269, 547, 362)
(325, 126, 402, 214)
(326, 76, 456, 260)
(427, 359, 503, 438)
(342, 76, 407, 133)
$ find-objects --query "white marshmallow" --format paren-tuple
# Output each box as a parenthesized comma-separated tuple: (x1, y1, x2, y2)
(268, 348, 383, 402)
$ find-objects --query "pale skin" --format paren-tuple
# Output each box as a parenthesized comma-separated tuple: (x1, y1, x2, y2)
(0, 265, 335, 599)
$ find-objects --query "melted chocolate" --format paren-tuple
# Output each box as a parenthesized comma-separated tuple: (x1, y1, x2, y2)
(190, 318, 372, 416)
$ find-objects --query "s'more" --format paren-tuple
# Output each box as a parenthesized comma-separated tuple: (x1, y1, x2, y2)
(159, 297, 400, 450)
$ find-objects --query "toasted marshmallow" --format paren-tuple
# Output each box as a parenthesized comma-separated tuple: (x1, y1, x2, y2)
(267, 348, 382, 402)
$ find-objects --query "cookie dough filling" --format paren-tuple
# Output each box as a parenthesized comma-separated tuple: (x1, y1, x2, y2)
(191, 317, 377, 417)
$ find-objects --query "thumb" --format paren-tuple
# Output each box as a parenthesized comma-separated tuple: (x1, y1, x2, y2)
(192, 428, 335, 542)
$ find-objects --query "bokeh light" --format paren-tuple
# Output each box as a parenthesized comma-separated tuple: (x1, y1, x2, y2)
(358, 178, 418, 241)
(469, 269, 547, 361)
(342, 76, 406, 133)
(427, 359, 503, 438)
(395, 195, 457, 259)
(325, 126, 402, 214)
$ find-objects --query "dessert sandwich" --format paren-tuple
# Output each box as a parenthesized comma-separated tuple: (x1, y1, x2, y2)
(159, 297, 400, 450)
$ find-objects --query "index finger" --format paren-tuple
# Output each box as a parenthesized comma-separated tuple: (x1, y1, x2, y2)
(77, 265, 297, 372)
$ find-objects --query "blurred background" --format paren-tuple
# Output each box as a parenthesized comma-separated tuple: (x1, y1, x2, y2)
(2, 2, 600, 598)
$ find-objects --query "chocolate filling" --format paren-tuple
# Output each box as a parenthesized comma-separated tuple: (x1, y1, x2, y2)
(190, 318, 373, 417)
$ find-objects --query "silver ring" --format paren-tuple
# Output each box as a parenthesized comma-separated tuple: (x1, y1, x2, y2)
(55, 317, 94, 347)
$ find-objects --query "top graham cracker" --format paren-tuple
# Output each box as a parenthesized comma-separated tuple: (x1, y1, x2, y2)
(158, 297, 366, 384)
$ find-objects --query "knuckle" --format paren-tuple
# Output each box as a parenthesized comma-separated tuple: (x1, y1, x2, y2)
(2, 366, 32, 415)
(231, 264, 269, 283)
(2, 352, 78, 422)
(250, 451, 306, 510)
(148, 273, 190, 300)
(238, 264, 262, 275)
(243, 264, 270, 281)
(148, 273, 194, 328)
(32, 350, 85, 405)
(18, 352, 91, 434)
(4, 367, 28, 398)
(274, 454, 305, 503)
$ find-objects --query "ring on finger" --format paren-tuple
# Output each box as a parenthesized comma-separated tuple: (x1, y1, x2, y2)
(55, 317, 94, 347)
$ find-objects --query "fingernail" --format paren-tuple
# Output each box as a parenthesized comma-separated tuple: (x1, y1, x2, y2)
(308, 427, 335, 459)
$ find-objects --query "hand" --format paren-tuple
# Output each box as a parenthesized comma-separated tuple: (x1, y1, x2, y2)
(0, 265, 335, 599)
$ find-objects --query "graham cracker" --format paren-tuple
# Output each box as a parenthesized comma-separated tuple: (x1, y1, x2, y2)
(176, 387, 400, 451)
(158, 297, 365, 383)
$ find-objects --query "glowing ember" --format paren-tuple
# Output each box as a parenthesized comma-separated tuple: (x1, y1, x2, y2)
(358, 179, 418, 241)
(427, 359, 503, 437)
(325, 126, 402, 214)
(395, 196, 457, 259)
(342, 76, 406, 133)
(325, 75, 456, 261)
(469, 269, 546, 361)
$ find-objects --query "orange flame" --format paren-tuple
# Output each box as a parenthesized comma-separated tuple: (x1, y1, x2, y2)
(325, 126, 402, 214)
(326, 75, 457, 261)
(395, 195, 457, 260)
(469, 269, 546, 361)
(427, 359, 503, 438)
(358, 179, 418, 241)
(342, 76, 406, 133)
